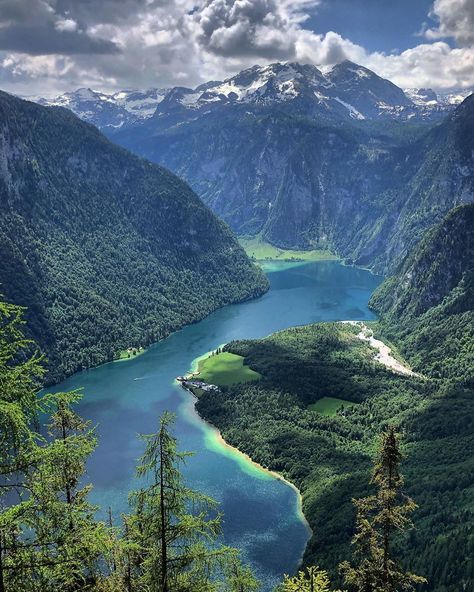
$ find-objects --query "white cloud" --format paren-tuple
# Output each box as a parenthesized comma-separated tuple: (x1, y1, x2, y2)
(54, 18, 78, 33)
(426, 0, 474, 46)
(0, 0, 473, 95)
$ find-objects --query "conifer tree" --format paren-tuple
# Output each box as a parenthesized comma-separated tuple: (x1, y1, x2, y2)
(123, 412, 259, 592)
(339, 426, 426, 592)
(0, 299, 111, 592)
(222, 555, 260, 592)
(277, 565, 341, 592)
(0, 300, 45, 592)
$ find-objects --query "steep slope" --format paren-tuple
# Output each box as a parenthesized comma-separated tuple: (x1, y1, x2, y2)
(0, 91, 267, 383)
(371, 204, 474, 383)
(111, 88, 474, 273)
(380, 95, 474, 269)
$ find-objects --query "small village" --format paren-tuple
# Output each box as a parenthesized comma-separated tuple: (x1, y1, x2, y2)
(176, 375, 220, 393)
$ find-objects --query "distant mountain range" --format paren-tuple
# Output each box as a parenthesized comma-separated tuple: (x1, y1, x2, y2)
(36, 87, 168, 129)
(33, 61, 474, 276)
(36, 61, 472, 129)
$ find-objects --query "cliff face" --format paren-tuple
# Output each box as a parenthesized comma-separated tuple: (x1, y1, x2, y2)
(112, 89, 474, 273)
(370, 205, 474, 382)
(371, 205, 474, 318)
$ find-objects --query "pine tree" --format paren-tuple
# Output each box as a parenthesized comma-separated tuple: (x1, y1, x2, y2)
(339, 426, 426, 592)
(222, 554, 260, 592)
(277, 565, 340, 592)
(0, 300, 45, 592)
(0, 299, 112, 592)
(123, 412, 259, 592)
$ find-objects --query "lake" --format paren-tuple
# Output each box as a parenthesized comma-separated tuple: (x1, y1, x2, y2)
(48, 260, 381, 590)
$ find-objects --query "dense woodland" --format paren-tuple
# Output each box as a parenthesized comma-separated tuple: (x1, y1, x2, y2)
(371, 204, 474, 384)
(0, 92, 268, 384)
(196, 205, 474, 591)
(197, 321, 473, 591)
(0, 73, 473, 592)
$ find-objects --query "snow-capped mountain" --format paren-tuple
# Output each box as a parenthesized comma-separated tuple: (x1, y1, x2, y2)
(37, 87, 168, 129)
(37, 61, 472, 130)
(152, 61, 417, 121)
(404, 87, 473, 119)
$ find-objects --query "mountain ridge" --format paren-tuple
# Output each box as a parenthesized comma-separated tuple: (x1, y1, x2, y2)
(0, 90, 267, 383)
(110, 92, 474, 274)
(371, 204, 474, 383)
(36, 60, 472, 130)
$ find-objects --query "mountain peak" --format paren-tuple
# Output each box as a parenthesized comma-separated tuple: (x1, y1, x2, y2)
(37, 60, 463, 128)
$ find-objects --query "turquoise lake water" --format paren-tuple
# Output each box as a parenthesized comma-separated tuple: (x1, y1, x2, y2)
(48, 261, 381, 590)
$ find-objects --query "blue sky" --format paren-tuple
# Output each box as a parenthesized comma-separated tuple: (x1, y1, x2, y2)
(308, 0, 437, 53)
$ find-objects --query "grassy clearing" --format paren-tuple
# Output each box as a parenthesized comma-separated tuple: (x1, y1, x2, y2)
(114, 347, 146, 363)
(308, 396, 358, 417)
(198, 352, 261, 386)
(239, 236, 337, 263)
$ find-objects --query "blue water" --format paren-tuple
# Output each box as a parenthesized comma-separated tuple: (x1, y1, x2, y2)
(47, 261, 381, 589)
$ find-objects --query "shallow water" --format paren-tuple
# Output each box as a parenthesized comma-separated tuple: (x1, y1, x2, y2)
(47, 261, 381, 590)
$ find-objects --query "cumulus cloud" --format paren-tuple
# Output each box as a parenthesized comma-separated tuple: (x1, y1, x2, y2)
(55, 18, 78, 33)
(0, 0, 118, 55)
(0, 0, 473, 95)
(426, 0, 474, 46)
(195, 0, 300, 59)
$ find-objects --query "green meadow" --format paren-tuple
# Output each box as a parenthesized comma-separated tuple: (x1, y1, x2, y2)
(239, 236, 337, 263)
(198, 352, 261, 386)
(308, 396, 358, 416)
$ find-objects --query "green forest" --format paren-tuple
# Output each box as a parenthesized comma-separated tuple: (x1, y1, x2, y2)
(196, 320, 474, 592)
(0, 72, 473, 592)
(371, 205, 474, 384)
(0, 91, 268, 385)
(0, 299, 426, 592)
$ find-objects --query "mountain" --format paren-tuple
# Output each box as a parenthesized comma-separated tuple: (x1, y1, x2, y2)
(38, 61, 467, 128)
(150, 61, 416, 121)
(35, 64, 474, 274)
(37, 87, 168, 130)
(110, 82, 474, 273)
(371, 204, 474, 383)
(405, 86, 473, 118)
(0, 91, 267, 383)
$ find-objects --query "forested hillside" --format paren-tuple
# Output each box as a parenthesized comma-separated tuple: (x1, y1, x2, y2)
(371, 204, 474, 382)
(0, 91, 267, 383)
(196, 322, 474, 592)
(110, 72, 474, 274)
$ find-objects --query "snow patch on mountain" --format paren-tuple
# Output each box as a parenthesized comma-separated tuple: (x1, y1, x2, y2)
(334, 97, 365, 120)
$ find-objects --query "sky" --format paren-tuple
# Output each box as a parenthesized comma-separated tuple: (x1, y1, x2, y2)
(0, 0, 473, 96)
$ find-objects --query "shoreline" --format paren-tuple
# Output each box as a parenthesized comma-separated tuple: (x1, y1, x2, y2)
(210, 420, 312, 537)
(181, 383, 313, 542)
(179, 350, 313, 545)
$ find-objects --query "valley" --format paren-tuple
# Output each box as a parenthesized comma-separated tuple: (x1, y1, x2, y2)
(1, 41, 473, 591)
(44, 260, 381, 591)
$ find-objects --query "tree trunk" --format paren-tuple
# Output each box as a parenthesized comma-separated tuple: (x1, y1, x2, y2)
(159, 428, 168, 592)
(0, 533, 5, 592)
(61, 414, 74, 531)
(383, 454, 394, 589)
